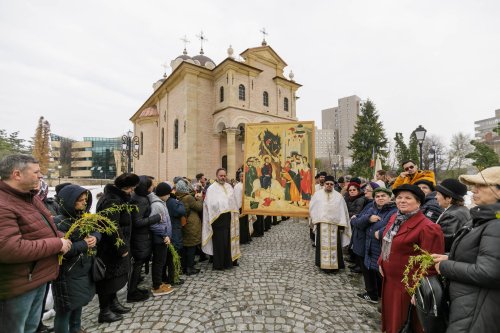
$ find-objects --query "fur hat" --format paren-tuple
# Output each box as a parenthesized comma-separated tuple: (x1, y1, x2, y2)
(392, 184, 425, 204)
(436, 179, 468, 200)
(373, 187, 392, 197)
(114, 173, 140, 189)
(458, 166, 500, 186)
(414, 179, 435, 192)
(155, 182, 172, 197)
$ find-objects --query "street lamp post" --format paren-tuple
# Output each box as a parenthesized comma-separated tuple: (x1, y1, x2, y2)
(414, 125, 427, 170)
(57, 165, 62, 185)
(429, 145, 437, 180)
(332, 163, 338, 181)
(121, 130, 140, 173)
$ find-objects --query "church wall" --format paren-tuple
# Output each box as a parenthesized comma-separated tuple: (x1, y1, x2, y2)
(158, 96, 168, 181)
(134, 119, 159, 178)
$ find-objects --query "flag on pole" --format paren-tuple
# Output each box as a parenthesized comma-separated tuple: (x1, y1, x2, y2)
(370, 147, 375, 168)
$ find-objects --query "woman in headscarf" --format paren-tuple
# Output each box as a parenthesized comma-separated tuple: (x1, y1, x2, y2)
(52, 185, 100, 333)
(378, 184, 444, 333)
(432, 166, 500, 332)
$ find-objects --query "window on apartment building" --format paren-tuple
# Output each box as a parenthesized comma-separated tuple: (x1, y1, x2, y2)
(239, 84, 245, 101)
(284, 97, 289, 111)
(174, 119, 179, 149)
(263, 91, 269, 107)
(161, 128, 165, 153)
(220, 86, 224, 102)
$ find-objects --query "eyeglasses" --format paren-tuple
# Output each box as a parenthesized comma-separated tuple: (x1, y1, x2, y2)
(404, 165, 415, 171)
(348, 189, 358, 192)
(325, 182, 334, 186)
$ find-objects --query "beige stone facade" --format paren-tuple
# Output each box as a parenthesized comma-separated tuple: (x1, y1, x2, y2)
(131, 43, 301, 181)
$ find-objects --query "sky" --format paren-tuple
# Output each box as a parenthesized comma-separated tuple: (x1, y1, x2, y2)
(1, 0, 499, 147)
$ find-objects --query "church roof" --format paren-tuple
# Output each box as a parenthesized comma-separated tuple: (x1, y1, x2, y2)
(192, 54, 214, 66)
(138, 106, 159, 118)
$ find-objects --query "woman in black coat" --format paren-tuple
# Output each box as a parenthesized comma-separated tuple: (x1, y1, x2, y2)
(432, 167, 500, 332)
(434, 178, 471, 253)
(95, 173, 140, 323)
(127, 176, 161, 302)
(52, 185, 100, 333)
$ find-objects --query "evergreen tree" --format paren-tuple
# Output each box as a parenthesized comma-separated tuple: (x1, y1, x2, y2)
(465, 140, 499, 169)
(0, 129, 29, 159)
(408, 132, 420, 166)
(394, 132, 409, 170)
(31, 116, 51, 175)
(347, 99, 388, 178)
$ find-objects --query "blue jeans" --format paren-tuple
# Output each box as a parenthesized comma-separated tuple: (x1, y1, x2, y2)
(54, 307, 82, 333)
(0, 283, 46, 333)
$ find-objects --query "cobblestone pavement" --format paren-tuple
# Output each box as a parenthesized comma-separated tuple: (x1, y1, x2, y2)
(78, 218, 381, 332)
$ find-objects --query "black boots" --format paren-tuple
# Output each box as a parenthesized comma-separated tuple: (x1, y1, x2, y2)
(98, 308, 123, 323)
(110, 298, 131, 314)
(185, 267, 200, 275)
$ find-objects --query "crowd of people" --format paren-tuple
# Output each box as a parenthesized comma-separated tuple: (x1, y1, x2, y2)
(309, 160, 500, 333)
(1, 153, 499, 333)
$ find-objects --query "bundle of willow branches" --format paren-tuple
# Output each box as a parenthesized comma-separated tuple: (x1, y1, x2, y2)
(168, 243, 182, 283)
(58, 204, 136, 264)
(402, 244, 435, 296)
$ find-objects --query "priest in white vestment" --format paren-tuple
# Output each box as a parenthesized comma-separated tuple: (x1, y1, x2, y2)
(309, 175, 351, 271)
(202, 168, 241, 270)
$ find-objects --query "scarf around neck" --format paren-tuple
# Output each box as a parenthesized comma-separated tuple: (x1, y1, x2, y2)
(381, 208, 419, 261)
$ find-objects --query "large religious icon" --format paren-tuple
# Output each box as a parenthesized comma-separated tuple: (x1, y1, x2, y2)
(241, 121, 315, 217)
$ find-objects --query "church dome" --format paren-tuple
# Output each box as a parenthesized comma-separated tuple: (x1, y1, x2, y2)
(192, 54, 216, 69)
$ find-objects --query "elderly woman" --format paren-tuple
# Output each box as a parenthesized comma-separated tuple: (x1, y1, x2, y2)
(378, 184, 444, 333)
(432, 166, 500, 332)
(356, 187, 397, 303)
(434, 178, 471, 252)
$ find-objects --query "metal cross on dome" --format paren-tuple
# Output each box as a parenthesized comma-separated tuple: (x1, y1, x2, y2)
(180, 35, 190, 54)
(260, 27, 268, 45)
(196, 30, 208, 54)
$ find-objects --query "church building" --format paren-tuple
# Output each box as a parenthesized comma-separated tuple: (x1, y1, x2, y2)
(130, 38, 302, 181)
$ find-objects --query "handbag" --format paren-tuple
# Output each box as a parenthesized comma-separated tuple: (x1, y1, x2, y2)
(92, 256, 106, 282)
(399, 304, 415, 333)
(415, 275, 449, 333)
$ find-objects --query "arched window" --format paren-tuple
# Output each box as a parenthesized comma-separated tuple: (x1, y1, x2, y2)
(284, 97, 289, 111)
(140, 132, 144, 155)
(222, 155, 227, 170)
(239, 84, 245, 101)
(161, 128, 165, 153)
(174, 119, 179, 149)
(263, 91, 269, 107)
(219, 86, 224, 102)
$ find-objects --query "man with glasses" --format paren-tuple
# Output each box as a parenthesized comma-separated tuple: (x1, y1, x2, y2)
(392, 159, 436, 189)
(309, 175, 351, 272)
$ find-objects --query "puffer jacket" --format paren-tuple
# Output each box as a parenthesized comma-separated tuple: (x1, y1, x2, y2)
(436, 204, 471, 253)
(129, 176, 161, 260)
(350, 200, 374, 257)
(346, 194, 367, 218)
(148, 192, 172, 245)
(176, 192, 203, 247)
(420, 191, 443, 222)
(0, 181, 63, 300)
(52, 185, 101, 312)
(166, 195, 186, 251)
(363, 202, 397, 270)
(439, 202, 500, 333)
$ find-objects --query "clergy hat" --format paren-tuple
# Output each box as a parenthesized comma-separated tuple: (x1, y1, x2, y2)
(325, 175, 335, 182)
(114, 173, 140, 189)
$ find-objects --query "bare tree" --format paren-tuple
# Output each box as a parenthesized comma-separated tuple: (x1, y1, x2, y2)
(32, 117, 51, 175)
(446, 132, 473, 171)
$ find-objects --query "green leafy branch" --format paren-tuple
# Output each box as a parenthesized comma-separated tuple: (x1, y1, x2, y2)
(168, 243, 182, 283)
(402, 244, 434, 296)
(58, 204, 137, 264)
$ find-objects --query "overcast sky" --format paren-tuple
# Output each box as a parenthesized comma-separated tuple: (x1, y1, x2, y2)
(1, 0, 499, 146)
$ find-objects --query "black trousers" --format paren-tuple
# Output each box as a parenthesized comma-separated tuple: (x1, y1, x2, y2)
(162, 246, 175, 284)
(239, 215, 251, 244)
(152, 243, 167, 289)
(358, 255, 382, 298)
(252, 215, 264, 236)
(212, 212, 232, 270)
(128, 257, 147, 295)
(182, 245, 196, 269)
(264, 216, 272, 231)
(98, 292, 117, 310)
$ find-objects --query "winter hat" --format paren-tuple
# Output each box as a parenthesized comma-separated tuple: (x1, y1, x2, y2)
(392, 184, 425, 204)
(155, 182, 172, 197)
(369, 181, 380, 190)
(436, 179, 468, 200)
(458, 166, 500, 186)
(114, 173, 140, 189)
(55, 182, 72, 195)
(373, 187, 393, 197)
(175, 179, 191, 193)
(173, 176, 184, 184)
(350, 177, 362, 185)
(338, 176, 345, 183)
(414, 179, 435, 192)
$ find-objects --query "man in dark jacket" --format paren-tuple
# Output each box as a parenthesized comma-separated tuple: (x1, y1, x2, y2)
(0, 154, 72, 333)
